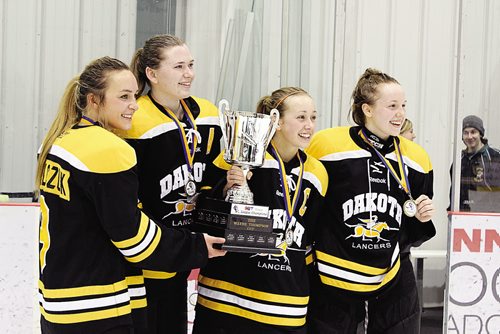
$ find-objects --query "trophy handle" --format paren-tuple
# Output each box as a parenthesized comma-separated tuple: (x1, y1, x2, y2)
(265, 108, 280, 147)
(218, 99, 230, 148)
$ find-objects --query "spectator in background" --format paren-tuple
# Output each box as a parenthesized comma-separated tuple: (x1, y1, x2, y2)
(450, 115, 500, 211)
(400, 118, 416, 141)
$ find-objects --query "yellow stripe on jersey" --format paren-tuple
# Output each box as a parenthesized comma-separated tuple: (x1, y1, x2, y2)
(52, 126, 136, 173)
(40, 304, 132, 324)
(125, 275, 145, 286)
(197, 295, 306, 327)
(38, 276, 139, 324)
(39, 275, 146, 323)
(318, 258, 400, 292)
(112, 213, 163, 263)
(212, 152, 232, 170)
(316, 250, 390, 276)
(142, 270, 176, 279)
(113, 212, 150, 249)
(206, 127, 215, 154)
(125, 275, 147, 309)
(39, 279, 128, 298)
(130, 298, 147, 309)
(305, 252, 314, 265)
(199, 274, 308, 305)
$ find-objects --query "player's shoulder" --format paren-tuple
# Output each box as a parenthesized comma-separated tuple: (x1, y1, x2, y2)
(51, 126, 136, 173)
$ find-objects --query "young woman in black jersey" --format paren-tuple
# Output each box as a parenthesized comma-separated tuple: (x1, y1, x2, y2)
(35, 57, 225, 334)
(306, 68, 436, 334)
(192, 87, 328, 334)
(122, 34, 224, 334)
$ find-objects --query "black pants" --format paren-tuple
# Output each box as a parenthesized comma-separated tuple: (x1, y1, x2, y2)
(308, 255, 420, 334)
(136, 274, 188, 334)
(103, 326, 135, 334)
(192, 319, 307, 334)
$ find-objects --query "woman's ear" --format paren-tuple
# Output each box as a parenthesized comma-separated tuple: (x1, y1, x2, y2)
(87, 93, 99, 108)
(145, 67, 157, 84)
(362, 103, 372, 119)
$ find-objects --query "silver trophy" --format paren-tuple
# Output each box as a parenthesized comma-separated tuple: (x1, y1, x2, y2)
(218, 99, 279, 204)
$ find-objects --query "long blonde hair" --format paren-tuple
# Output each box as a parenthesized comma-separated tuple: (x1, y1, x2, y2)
(35, 57, 129, 193)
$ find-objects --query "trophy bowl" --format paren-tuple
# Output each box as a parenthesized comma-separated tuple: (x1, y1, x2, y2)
(218, 99, 279, 204)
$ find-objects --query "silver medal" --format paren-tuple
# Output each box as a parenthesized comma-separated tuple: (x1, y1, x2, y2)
(185, 178, 197, 197)
(285, 229, 294, 246)
(403, 199, 417, 217)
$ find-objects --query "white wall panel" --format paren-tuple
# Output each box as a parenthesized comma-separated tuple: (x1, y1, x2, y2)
(1, 0, 40, 194)
(0, 0, 137, 193)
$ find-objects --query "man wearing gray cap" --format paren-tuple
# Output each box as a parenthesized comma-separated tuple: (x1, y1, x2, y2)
(454, 115, 500, 211)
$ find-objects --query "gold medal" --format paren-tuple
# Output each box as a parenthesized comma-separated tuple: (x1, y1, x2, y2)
(403, 199, 417, 217)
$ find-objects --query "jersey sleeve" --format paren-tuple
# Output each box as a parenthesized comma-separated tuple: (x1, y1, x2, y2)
(90, 167, 208, 272)
(400, 161, 436, 251)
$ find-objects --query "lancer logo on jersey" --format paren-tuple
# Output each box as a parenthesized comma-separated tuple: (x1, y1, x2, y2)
(252, 235, 292, 272)
(162, 198, 196, 220)
(345, 215, 399, 242)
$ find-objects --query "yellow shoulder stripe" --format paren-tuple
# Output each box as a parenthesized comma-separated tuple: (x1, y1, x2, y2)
(306, 127, 360, 159)
(303, 155, 328, 196)
(52, 127, 136, 173)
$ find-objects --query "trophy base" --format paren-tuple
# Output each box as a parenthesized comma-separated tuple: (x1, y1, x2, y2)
(195, 197, 280, 255)
(221, 244, 282, 255)
(225, 183, 254, 204)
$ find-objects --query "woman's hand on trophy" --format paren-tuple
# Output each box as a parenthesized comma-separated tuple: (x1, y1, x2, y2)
(223, 166, 252, 196)
(203, 234, 227, 258)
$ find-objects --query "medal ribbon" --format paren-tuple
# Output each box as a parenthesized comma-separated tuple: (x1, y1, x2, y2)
(81, 115, 98, 125)
(150, 96, 198, 173)
(360, 129, 413, 200)
(269, 142, 304, 222)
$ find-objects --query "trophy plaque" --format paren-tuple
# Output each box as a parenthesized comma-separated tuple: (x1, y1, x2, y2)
(195, 99, 281, 254)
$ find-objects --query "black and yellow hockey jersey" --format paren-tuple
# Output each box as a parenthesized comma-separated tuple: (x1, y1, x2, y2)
(194, 149, 328, 331)
(122, 94, 222, 229)
(121, 94, 223, 281)
(38, 125, 208, 334)
(306, 126, 435, 299)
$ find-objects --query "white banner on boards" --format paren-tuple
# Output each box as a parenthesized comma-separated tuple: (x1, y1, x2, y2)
(446, 214, 500, 333)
